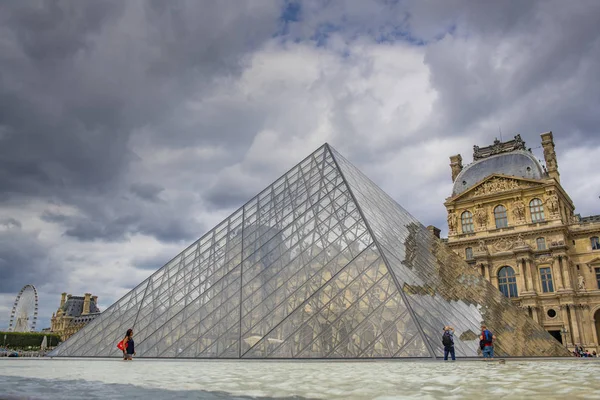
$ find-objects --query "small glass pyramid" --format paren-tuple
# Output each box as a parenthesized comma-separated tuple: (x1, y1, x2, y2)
(50, 144, 570, 358)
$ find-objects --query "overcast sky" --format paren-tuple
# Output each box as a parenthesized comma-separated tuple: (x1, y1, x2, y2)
(1, 0, 599, 330)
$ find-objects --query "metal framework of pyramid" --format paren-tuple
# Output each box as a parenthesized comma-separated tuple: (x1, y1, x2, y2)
(50, 144, 569, 358)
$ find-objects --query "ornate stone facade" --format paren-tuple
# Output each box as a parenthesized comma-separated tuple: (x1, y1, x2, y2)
(50, 292, 101, 341)
(445, 132, 600, 352)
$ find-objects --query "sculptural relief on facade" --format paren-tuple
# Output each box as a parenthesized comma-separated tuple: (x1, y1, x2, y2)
(578, 273, 586, 291)
(545, 193, 560, 216)
(474, 204, 488, 228)
(512, 198, 526, 222)
(492, 237, 513, 252)
(535, 254, 554, 265)
(514, 233, 527, 248)
(477, 239, 488, 254)
(447, 212, 457, 233)
(472, 177, 533, 197)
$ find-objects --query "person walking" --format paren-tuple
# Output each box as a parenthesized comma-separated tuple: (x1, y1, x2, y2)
(480, 325, 495, 360)
(122, 329, 135, 361)
(442, 326, 455, 361)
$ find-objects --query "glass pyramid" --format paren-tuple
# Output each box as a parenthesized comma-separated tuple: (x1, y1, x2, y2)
(50, 144, 569, 358)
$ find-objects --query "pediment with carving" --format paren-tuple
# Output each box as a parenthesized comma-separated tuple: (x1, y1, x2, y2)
(586, 257, 600, 266)
(452, 175, 543, 201)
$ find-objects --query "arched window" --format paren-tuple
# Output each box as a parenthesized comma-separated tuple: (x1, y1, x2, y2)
(536, 237, 546, 250)
(461, 211, 474, 233)
(498, 266, 518, 298)
(494, 205, 508, 228)
(530, 198, 545, 222)
(591, 237, 600, 251)
(465, 247, 473, 260)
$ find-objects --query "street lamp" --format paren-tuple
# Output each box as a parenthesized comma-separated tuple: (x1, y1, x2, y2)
(560, 326, 569, 348)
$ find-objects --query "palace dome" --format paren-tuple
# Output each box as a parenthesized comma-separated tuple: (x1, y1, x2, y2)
(452, 150, 545, 196)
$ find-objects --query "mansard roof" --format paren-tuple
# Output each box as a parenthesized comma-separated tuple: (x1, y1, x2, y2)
(453, 149, 546, 196)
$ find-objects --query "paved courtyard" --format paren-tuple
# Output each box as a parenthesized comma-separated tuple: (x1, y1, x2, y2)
(1, 358, 599, 399)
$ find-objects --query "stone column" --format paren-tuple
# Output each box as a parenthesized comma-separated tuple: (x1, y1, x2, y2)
(568, 305, 582, 345)
(489, 264, 498, 288)
(560, 305, 573, 346)
(521, 258, 535, 294)
(561, 256, 573, 291)
(591, 309, 599, 349)
(528, 259, 538, 293)
(552, 256, 564, 291)
(581, 305, 594, 346)
(530, 306, 540, 323)
(515, 261, 527, 295)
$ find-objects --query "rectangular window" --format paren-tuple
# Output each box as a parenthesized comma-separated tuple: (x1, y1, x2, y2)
(461, 212, 474, 234)
(536, 238, 546, 250)
(494, 206, 508, 228)
(592, 237, 600, 250)
(540, 267, 554, 293)
(596, 268, 600, 289)
(465, 247, 473, 260)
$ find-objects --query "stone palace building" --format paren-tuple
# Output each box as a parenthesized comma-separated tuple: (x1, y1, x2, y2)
(50, 292, 101, 341)
(445, 132, 600, 352)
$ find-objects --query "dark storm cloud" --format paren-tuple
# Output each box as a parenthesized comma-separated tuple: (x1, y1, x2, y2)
(0, 227, 55, 294)
(41, 206, 202, 243)
(0, 0, 281, 240)
(130, 183, 164, 203)
(421, 1, 600, 144)
(0, 218, 22, 229)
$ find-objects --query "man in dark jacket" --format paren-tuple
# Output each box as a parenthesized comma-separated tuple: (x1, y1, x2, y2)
(442, 326, 455, 361)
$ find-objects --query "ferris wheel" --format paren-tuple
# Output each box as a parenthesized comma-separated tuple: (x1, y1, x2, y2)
(9, 285, 39, 332)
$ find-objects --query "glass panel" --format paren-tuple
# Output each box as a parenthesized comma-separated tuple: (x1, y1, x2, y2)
(529, 198, 545, 223)
(494, 205, 508, 228)
(537, 238, 546, 250)
(461, 212, 474, 234)
(540, 267, 554, 293)
(465, 247, 473, 260)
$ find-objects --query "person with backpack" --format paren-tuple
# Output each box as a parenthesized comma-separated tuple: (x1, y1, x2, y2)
(442, 326, 455, 361)
(480, 325, 496, 360)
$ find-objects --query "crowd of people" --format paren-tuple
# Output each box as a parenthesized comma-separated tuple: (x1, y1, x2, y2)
(573, 345, 597, 358)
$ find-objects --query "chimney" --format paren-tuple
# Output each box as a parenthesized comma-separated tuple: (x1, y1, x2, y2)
(541, 132, 560, 183)
(83, 293, 91, 315)
(427, 225, 441, 239)
(60, 292, 67, 308)
(449, 154, 463, 183)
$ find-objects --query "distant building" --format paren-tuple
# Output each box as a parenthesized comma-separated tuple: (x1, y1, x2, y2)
(445, 132, 600, 352)
(50, 292, 101, 341)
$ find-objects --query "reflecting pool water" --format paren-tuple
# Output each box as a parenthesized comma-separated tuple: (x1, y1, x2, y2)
(1, 359, 599, 399)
